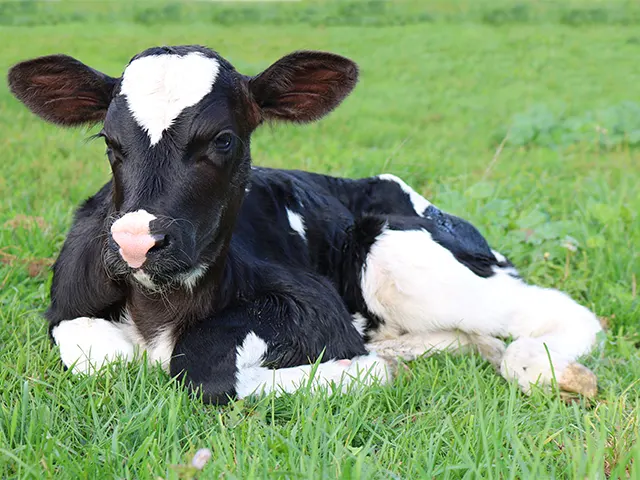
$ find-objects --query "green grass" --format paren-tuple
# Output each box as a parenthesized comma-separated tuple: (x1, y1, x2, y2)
(1, 1, 639, 478)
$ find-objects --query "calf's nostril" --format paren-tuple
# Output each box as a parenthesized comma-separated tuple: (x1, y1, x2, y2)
(149, 233, 169, 252)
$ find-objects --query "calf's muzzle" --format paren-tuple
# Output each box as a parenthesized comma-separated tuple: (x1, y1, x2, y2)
(110, 210, 169, 269)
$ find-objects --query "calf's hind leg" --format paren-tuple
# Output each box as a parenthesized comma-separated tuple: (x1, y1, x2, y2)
(366, 330, 506, 369)
(360, 223, 602, 397)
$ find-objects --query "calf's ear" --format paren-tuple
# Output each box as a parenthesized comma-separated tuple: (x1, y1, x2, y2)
(8, 54, 118, 126)
(248, 50, 358, 124)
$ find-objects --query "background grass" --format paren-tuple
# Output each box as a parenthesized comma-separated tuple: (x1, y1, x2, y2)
(1, 1, 639, 478)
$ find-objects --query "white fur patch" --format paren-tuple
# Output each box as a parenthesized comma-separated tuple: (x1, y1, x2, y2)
(133, 270, 158, 290)
(119, 309, 146, 346)
(362, 228, 601, 341)
(120, 52, 220, 145)
(352, 313, 368, 337)
(179, 264, 208, 292)
(236, 332, 268, 370)
(378, 174, 431, 216)
(51, 317, 135, 374)
(235, 332, 392, 398)
(286, 209, 306, 241)
(119, 310, 174, 372)
(147, 328, 175, 373)
(51, 313, 177, 375)
(492, 249, 507, 263)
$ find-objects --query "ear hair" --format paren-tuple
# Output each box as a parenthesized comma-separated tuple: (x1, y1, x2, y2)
(8, 54, 119, 126)
(248, 50, 359, 124)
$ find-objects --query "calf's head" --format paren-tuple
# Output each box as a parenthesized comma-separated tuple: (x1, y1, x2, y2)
(8, 45, 358, 287)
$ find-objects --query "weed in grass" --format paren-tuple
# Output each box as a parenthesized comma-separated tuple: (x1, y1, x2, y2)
(494, 102, 640, 151)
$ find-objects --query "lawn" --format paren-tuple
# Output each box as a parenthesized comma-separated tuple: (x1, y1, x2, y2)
(0, 1, 639, 478)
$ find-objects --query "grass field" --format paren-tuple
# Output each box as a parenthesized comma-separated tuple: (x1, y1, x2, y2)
(1, 1, 639, 478)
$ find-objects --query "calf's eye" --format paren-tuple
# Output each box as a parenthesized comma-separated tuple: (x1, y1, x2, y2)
(213, 131, 234, 153)
(106, 147, 123, 167)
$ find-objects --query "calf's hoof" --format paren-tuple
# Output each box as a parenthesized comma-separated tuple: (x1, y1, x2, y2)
(499, 338, 598, 400)
(558, 362, 598, 399)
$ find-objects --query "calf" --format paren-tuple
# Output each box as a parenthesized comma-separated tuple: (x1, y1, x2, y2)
(8, 45, 603, 403)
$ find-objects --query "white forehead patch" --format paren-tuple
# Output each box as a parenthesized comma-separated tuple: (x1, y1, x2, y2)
(120, 52, 220, 146)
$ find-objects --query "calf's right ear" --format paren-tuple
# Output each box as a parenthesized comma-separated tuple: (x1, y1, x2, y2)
(7, 54, 118, 126)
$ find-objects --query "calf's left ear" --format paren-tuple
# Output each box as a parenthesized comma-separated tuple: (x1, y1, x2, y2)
(8, 54, 118, 126)
(248, 50, 358, 124)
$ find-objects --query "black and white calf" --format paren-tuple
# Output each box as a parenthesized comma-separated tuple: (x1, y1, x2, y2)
(8, 45, 602, 403)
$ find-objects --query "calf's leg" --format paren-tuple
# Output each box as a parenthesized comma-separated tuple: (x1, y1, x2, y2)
(170, 299, 394, 405)
(360, 225, 602, 397)
(367, 331, 506, 369)
(51, 317, 136, 374)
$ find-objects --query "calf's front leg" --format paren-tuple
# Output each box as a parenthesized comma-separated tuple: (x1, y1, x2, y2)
(51, 317, 136, 374)
(170, 301, 394, 405)
(45, 183, 130, 372)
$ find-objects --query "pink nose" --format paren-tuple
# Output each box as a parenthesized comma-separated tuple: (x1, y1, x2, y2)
(110, 210, 160, 269)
